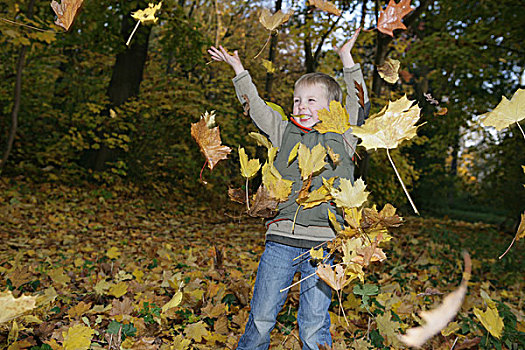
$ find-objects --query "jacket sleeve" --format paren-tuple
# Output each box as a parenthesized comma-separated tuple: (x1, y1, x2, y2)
(343, 63, 371, 158)
(232, 71, 288, 148)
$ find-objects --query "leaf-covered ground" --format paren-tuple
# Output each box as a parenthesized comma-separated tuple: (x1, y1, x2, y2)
(1, 181, 524, 349)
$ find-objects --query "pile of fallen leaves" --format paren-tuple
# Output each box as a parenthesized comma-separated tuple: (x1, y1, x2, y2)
(0, 180, 524, 349)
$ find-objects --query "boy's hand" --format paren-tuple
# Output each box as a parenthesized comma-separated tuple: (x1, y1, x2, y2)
(334, 27, 361, 68)
(208, 45, 245, 76)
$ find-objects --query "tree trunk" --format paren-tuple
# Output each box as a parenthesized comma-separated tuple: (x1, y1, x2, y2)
(0, 0, 36, 171)
(264, 0, 282, 99)
(92, 1, 152, 171)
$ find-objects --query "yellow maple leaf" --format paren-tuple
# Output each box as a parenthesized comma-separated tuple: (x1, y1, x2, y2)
(297, 177, 334, 209)
(94, 279, 111, 295)
(239, 147, 261, 180)
(259, 8, 293, 32)
(48, 268, 71, 285)
(261, 147, 293, 202)
(288, 142, 300, 165)
(106, 246, 121, 259)
(377, 58, 401, 84)
(314, 101, 352, 134)
(376, 311, 403, 347)
(248, 132, 272, 149)
(108, 282, 128, 298)
(184, 321, 209, 342)
(352, 95, 422, 150)
(297, 143, 326, 180)
(481, 88, 525, 132)
(131, 2, 162, 24)
(474, 306, 504, 339)
(0, 291, 37, 324)
(261, 59, 276, 73)
(310, 247, 324, 260)
(330, 178, 369, 209)
(62, 324, 94, 350)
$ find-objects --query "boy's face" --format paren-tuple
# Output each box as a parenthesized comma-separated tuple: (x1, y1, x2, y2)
(292, 83, 329, 129)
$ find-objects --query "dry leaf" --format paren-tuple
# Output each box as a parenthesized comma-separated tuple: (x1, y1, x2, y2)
(434, 107, 448, 116)
(248, 132, 272, 149)
(309, 0, 342, 16)
(50, 0, 84, 31)
(314, 101, 352, 134)
(377, 58, 400, 84)
(62, 324, 94, 350)
(261, 59, 276, 73)
(228, 188, 245, 204)
(316, 264, 350, 291)
(474, 306, 504, 339)
(326, 146, 340, 165)
(259, 8, 293, 32)
(191, 112, 232, 170)
(330, 178, 369, 209)
(261, 148, 293, 202)
(377, 0, 414, 37)
(297, 177, 335, 209)
(184, 321, 209, 342)
(352, 95, 422, 150)
(248, 185, 279, 218)
(0, 291, 37, 324)
(481, 88, 525, 131)
(399, 70, 413, 83)
(297, 143, 327, 180)
(399, 252, 471, 347)
(355, 81, 365, 109)
(424, 92, 439, 105)
(377, 311, 403, 347)
(131, 2, 162, 24)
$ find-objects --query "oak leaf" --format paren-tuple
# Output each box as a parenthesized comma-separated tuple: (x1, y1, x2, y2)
(330, 178, 369, 209)
(191, 112, 232, 170)
(50, 0, 84, 31)
(309, 0, 342, 16)
(377, 58, 400, 84)
(352, 95, 421, 150)
(62, 324, 94, 350)
(377, 0, 414, 37)
(131, 2, 162, 24)
(0, 291, 37, 324)
(315, 101, 352, 134)
(399, 252, 471, 347)
(481, 88, 525, 131)
(239, 147, 261, 180)
(259, 8, 293, 32)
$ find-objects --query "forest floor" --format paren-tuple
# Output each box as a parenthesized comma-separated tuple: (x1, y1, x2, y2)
(0, 180, 523, 349)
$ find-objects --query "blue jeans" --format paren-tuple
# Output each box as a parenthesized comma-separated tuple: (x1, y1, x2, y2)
(237, 241, 333, 350)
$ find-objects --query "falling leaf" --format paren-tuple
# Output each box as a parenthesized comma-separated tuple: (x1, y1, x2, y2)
(239, 147, 261, 180)
(424, 92, 439, 105)
(50, 0, 84, 31)
(191, 112, 232, 170)
(297, 177, 335, 210)
(314, 101, 352, 134)
(399, 252, 471, 347)
(316, 264, 350, 291)
(399, 70, 413, 83)
(481, 88, 525, 131)
(248, 185, 279, 218)
(288, 142, 301, 165)
(0, 291, 37, 324)
(297, 143, 326, 180)
(261, 161, 293, 202)
(309, 0, 342, 16)
(362, 203, 403, 229)
(352, 95, 422, 150)
(201, 110, 216, 128)
(474, 305, 504, 339)
(62, 324, 94, 350)
(377, 0, 414, 37)
(131, 2, 162, 24)
(499, 211, 525, 259)
(259, 8, 293, 32)
(261, 59, 276, 73)
(228, 187, 245, 204)
(326, 146, 340, 165)
(248, 132, 272, 149)
(330, 178, 369, 209)
(377, 58, 400, 84)
(434, 107, 448, 116)
(355, 81, 365, 109)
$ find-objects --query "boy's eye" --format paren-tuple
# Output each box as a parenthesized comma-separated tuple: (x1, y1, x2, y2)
(309, 98, 316, 102)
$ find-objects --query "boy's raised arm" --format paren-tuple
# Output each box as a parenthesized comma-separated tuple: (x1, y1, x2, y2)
(208, 46, 288, 147)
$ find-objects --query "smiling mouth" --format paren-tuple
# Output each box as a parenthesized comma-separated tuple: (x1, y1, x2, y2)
(293, 115, 312, 121)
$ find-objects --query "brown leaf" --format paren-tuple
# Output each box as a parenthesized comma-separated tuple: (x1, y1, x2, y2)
(354, 81, 365, 109)
(242, 94, 250, 117)
(248, 185, 279, 218)
(399, 70, 413, 83)
(190, 115, 231, 170)
(228, 188, 246, 204)
(377, 0, 414, 37)
(110, 297, 134, 317)
(377, 58, 400, 84)
(362, 203, 403, 229)
(67, 301, 92, 319)
(309, 0, 342, 16)
(424, 92, 439, 105)
(50, 0, 84, 31)
(316, 264, 349, 291)
(434, 107, 448, 116)
(455, 337, 482, 349)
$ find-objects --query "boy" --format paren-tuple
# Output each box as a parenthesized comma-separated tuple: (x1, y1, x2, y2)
(208, 28, 369, 350)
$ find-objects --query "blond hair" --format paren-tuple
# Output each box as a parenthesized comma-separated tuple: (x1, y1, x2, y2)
(294, 72, 343, 103)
